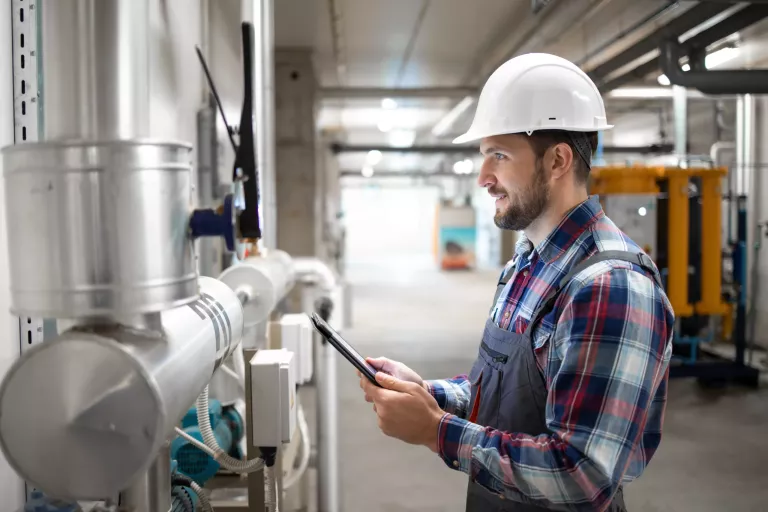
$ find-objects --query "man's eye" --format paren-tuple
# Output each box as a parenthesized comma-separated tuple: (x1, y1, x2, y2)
(494, 153, 506, 161)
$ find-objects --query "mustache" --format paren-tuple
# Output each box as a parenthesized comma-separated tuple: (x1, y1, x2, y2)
(488, 186, 507, 196)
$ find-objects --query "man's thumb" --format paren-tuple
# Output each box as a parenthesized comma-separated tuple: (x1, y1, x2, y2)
(375, 371, 412, 392)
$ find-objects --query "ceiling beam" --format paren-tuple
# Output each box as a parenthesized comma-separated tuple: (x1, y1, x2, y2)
(589, 2, 732, 81)
(319, 87, 476, 100)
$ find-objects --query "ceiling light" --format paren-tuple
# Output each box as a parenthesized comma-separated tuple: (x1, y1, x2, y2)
(608, 87, 676, 99)
(453, 159, 474, 174)
(638, 206, 647, 217)
(361, 165, 374, 178)
(381, 98, 398, 110)
(377, 119, 393, 133)
(388, 130, 416, 148)
(366, 150, 383, 165)
(432, 96, 476, 138)
(657, 74, 671, 86)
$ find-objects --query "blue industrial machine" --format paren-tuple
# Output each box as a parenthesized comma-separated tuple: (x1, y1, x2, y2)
(171, 399, 245, 485)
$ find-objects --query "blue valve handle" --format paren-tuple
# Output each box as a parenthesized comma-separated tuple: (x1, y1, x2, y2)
(189, 194, 236, 251)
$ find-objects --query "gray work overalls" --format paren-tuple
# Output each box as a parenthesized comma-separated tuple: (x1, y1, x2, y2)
(465, 250, 662, 511)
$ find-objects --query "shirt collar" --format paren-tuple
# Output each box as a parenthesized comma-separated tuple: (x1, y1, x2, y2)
(514, 195, 604, 265)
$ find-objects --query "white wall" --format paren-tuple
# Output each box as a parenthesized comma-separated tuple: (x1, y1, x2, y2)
(0, 1, 25, 507)
(341, 185, 439, 277)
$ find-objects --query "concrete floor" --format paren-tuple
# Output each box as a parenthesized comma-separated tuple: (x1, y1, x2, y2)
(334, 260, 768, 512)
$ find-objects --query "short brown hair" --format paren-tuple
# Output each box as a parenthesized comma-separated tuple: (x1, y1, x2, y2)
(526, 130, 598, 184)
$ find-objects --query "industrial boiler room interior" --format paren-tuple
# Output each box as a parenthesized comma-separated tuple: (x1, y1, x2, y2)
(1, 0, 768, 511)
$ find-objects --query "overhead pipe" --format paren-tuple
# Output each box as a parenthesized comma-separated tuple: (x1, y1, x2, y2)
(597, 3, 768, 93)
(661, 39, 768, 95)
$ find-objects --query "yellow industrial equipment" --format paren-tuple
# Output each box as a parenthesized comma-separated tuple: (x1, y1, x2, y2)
(589, 165, 729, 319)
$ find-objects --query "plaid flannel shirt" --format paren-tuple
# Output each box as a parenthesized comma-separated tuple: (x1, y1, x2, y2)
(426, 196, 674, 511)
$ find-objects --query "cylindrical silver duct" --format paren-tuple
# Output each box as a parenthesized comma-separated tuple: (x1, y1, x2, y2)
(2, 140, 197, 318)
(0, 277, 243, 500)
(40, 0, 150, 140)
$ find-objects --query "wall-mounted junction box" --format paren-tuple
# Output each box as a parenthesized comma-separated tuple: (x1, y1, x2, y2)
(250, 349, 296, 447)
(280, 314, 313, 384)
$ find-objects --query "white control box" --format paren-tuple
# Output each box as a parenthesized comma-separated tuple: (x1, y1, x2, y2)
(250, 349, 297, 447)
(280, 314, 313, 384)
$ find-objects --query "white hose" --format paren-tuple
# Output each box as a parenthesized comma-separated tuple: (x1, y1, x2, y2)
(265, 464, 279, 512)
(190, 481, 213, 512)
(283, 405, 311, 489)
(195, 386, 266, 473)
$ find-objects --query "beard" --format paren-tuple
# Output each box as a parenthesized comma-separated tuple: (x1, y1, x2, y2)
(492, 161, 550, 231)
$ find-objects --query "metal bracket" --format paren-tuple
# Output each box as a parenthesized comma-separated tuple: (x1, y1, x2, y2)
(12, 0, 44, 358)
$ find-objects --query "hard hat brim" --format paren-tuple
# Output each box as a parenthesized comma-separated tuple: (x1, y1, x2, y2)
(452, 125, 614, 145)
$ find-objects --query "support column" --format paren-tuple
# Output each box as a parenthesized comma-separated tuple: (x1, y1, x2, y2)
(275, 49, 320, 257)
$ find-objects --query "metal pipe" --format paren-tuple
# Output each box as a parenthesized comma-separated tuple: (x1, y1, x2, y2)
(673, 85, 687, 160)
(254, 0, 277, 249)
(0, 277, 244, 500)
(292, 258, 339, 512)
(196, 99, 221, 277)
(661, 39, 768, 95)
(40, 0, 150, 140)
(121, 445, 172, 512)
(710, 141, 736, 242)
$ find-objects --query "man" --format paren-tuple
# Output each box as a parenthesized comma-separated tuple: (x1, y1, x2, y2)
(359, 53, 675, 511)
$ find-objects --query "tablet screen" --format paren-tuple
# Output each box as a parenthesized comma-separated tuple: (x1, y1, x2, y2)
(309, 313, 379, 382)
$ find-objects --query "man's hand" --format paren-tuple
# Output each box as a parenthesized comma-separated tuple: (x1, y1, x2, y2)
(360, 372, 446, 453)
(358, 357, 425, 404)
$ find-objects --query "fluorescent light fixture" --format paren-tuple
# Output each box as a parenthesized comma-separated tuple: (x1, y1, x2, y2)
(638, 206, 647, 217)
(432, 96, 476, 138)
(361, 165, 374, 178)
(388, 129, 416, 148)
(657, 47, 739, 86)
(366, 150, 383, 165)
(381, 98, 398, 110)
(609, 87, 675, 99)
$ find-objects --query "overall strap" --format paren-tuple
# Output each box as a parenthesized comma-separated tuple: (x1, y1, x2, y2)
(524, 250, 662, 336)
(489, 265, 517, 315)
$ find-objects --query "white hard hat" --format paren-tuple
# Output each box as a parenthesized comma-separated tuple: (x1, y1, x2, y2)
(453, 53, 613, 144)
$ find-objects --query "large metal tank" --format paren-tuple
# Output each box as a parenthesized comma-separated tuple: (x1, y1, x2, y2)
(2, 140, 198, 317)
(0, 277, 243, 500)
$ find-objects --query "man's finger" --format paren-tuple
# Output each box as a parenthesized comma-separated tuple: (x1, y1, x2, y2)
(375, 372, 418, 393)
(366, 357, 391, 372)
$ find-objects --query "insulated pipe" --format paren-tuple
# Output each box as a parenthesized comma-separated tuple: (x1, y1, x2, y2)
(40, 0, 150, 140)
(293, 258, 340, 512)
(0, 277, 244, 500)
(219, 250, 296, 328)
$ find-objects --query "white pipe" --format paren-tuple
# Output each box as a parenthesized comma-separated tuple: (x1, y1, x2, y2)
(292, 257, 340, 512)
(293, 258, 338, 291)
(283, 405, 311, 490)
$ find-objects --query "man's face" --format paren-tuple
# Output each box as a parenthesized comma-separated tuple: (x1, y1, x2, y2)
(477, 134, 550, 231)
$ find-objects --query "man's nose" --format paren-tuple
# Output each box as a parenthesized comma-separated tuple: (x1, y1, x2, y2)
(477, 159, 495, 188)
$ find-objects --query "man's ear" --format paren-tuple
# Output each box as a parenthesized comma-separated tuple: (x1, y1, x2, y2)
(548, 142, 575, 180)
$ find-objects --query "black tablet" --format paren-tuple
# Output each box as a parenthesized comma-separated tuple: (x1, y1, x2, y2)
(309, 312, 381, 387)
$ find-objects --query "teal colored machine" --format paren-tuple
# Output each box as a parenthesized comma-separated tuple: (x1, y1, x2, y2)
(171, 399, 245, 485)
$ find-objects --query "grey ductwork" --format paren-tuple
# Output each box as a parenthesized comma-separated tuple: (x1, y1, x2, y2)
(660, 39, 768, 95)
